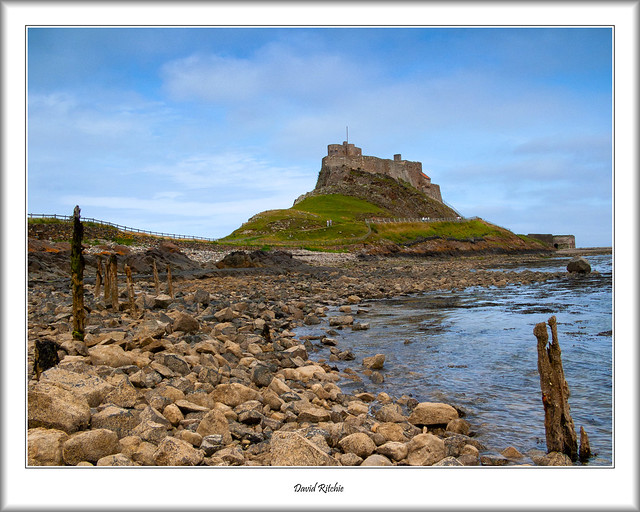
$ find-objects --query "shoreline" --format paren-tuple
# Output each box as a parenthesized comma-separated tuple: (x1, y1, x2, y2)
(27, 246, 600, 467)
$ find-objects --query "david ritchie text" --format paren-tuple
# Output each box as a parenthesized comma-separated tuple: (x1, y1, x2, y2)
(294, 482, 344, 493)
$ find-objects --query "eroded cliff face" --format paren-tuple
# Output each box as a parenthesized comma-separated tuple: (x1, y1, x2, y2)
(302, 167, 455, 220)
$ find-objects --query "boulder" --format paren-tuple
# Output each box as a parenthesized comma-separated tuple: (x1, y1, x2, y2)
(296, 404, 332, 423)
(153, 437, 204, 466)
(405, 433, 446, 466)
(329, 315, 354, 326)
(567, 256, 591, 274)
(196, 408, 232, 444)
(480, 453, 509, 466)
(501, 446, 524, 459)
(270, 431, 339, 466)
(360, 454, 393, 466)
(375, 404, 406, 423)
(157, 353, 191, 376)
(446, 417, 470, 435)
(209, 383, 261, 407)
(376, 422, 408, 443)
(39, 367, 114, 407)
(62, 429, 121, 465)
(408, 402, 459, 426)
(96, 453, 135, 466)
(131, 420, 168, 445)
(376, 441, 408, 461)
(152, 294, 174, 309)
(433, 456, 464, 466)
(88, 345, 134, 368)
(91, 405, 141, 439)
(104, 379, 139, 408)
(172, 312, 200, 333)
(28, 382, 91, 433)
(200, 435, 225, 456)
(338, 433, 376, 458)
(363, 354, 385, 370)
(28, 428, 69, 466)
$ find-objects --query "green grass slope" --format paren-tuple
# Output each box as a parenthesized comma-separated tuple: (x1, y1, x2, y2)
(221, 194, 389, 247)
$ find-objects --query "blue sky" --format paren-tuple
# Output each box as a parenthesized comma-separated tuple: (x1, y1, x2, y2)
(27, 27, 613, 247)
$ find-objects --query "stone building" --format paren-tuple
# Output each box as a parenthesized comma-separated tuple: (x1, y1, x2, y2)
(527, 234, 576, 249)
(318, 141, 443, 203)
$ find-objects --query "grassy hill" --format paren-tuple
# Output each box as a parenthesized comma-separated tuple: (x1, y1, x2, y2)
(220, 192, 550, 254)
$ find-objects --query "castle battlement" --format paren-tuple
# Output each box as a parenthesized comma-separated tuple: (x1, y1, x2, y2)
(319, 142, 442, 203)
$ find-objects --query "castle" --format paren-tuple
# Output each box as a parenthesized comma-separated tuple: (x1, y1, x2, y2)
(316, 141, 443, 203)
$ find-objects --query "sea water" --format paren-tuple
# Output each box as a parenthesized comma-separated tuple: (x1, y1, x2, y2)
(297, 254, 613, 465)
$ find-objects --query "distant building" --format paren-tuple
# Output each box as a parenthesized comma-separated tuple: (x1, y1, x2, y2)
(528, 234, 576, 249)
(320, 141, 443, 203)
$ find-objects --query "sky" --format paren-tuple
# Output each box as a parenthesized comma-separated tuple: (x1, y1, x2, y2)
(27, 27, 613, 247)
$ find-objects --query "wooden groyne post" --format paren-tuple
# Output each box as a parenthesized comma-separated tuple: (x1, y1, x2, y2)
(70, 205, 85, 341)
(109, 254, 119, 310)
(125, 264, 136, 315)
(534, 315, 587, 462)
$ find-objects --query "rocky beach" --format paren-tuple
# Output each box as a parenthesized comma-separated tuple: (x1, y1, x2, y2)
(27, 238, 599, 467)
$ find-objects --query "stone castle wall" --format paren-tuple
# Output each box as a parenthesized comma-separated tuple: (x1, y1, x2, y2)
(319, 142, 443, 203)
(527, 234, 576, 249)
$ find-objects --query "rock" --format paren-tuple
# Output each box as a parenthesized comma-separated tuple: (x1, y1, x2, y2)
(408, 402, 458, 426)
(173, 312, 200, 333)
(214, 307, 236, 322)
(28, 428, 69, 466)
(97, 453, 135, 466)
(370, 371, 384, 384)
(104, 378, 139, 408)
(139, 405, 172, 428)
(297, 404, 332, 423)
(62, 429, 121, 465)
(567, 257, 591, 274)
(329, 315, 354, 326)
(153, 294, 174, 309)
(360, 454, 393, 466)
(339, 452, 363, 466)
(250, 365, 274, 388)
(196, 409, 232, 444)
(405, 433, 446, 466)
(174, 399, 209, 414)
(376, 441, 408, 461)
(531, 451, 573, 466)
(268, 378, 292, 396)
(88, 345, 134, 368)
(480, 453, 509, 466)
(352, 322, 370, 331)
(375, 404, 406, 423)
(39, 367, 114, 407)
(194, 289, 210, 305)
(296, 365, 326, 382)
(338, 433, 376, 458)
(347, 400, 369, 416)
(303, 314, 320, 325)
(376, 422, 408, 443)
(446, 417, 470, 435)
(347, 295, 361, 304)
(92, 405, 141, 439)
(433, 456, 464, 466)
(28, 382, 91, 433)
(153, 437, 204, 466)
(363, 354, 385, 370)
(217, 446, 245, 465)
(175, 430, 203, 447)
(458, 453, 480, 466)
(210, 383, 261, 407)
(501, 446, 524, 459)
(200, 435, 225, 456)
(131, 420, 168, 444)
(155, 353, 191, 376)
(270, 431, 339, 466)
(162, 403, 184, 426)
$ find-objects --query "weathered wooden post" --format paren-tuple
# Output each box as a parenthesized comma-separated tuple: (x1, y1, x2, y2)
(103, 254, 111, 305)
(534, 315, 578, 461)
(109, 254, 119, 310)
(125, 264, 136, 315)
(70, 205, 85, 341)
(153, 260, 160, 294)
(166, 264, 173, 298)
(94, 257, 103, 298)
